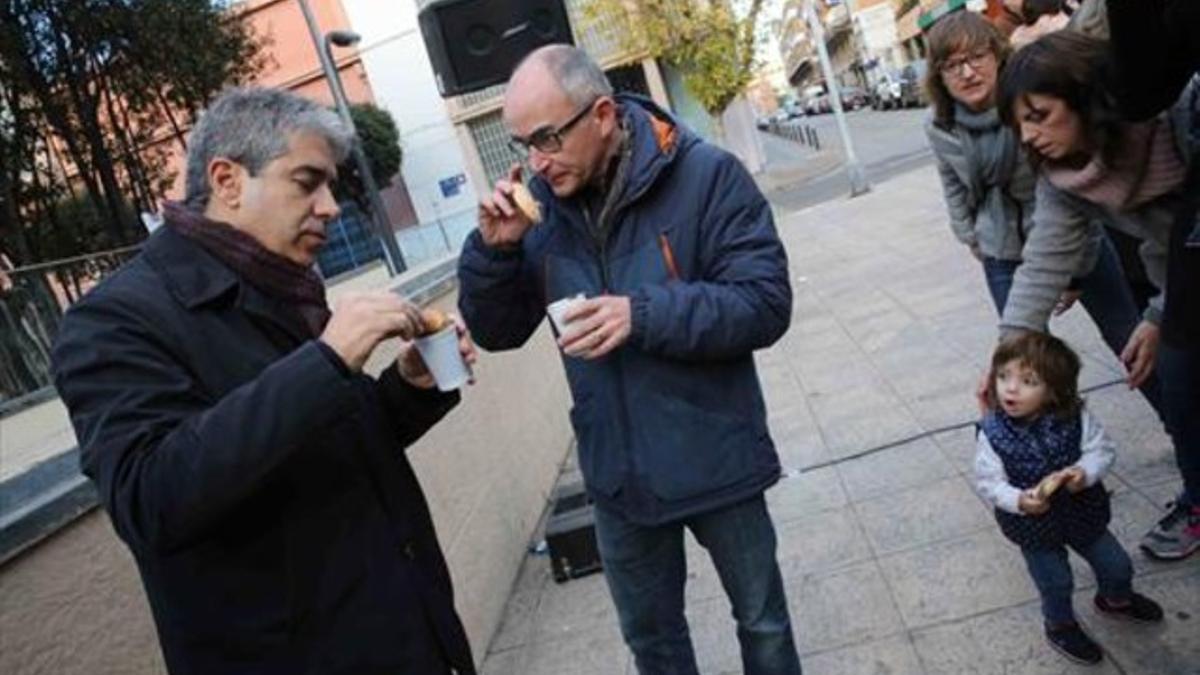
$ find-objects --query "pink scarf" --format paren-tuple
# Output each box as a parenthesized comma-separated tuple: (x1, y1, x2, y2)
(1045, 114, 1186, 211)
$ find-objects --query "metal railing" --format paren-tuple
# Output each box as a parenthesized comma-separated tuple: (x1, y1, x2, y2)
(0, 206, 480, 412)
(1, 247, 141, 411)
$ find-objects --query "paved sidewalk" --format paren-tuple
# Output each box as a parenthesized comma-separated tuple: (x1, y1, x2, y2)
(480, 166, 1200, 675)
(755, 130, 840, 195)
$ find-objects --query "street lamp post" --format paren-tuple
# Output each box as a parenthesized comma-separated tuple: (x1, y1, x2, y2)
(805, 0, 870, 197)
(297, 0, 406, 275)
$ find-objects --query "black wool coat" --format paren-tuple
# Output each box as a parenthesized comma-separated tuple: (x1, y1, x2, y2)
(52, 227, 475, 675)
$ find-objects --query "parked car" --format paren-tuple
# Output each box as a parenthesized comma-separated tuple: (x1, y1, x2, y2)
(839, 86, 870, 110)
(873, 77, 903, 110)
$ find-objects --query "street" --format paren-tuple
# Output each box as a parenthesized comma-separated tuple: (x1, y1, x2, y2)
(768, 107, 932, 212)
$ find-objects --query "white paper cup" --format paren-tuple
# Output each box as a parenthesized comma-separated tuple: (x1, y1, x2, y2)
(547, 293, 586, 335)
(414, 325, 469, 392)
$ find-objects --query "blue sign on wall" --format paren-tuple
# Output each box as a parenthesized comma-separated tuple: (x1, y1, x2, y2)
(439, 173, 467, 198)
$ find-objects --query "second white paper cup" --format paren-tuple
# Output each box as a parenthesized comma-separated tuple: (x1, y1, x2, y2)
(547, 293, 586, 335)
(414, 325, 469, 392)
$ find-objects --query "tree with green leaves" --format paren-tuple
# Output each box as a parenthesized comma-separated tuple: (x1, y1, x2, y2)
(0, 0, 268, 267)
(333, 103, 403, 216)
(582, 0, 766, 127)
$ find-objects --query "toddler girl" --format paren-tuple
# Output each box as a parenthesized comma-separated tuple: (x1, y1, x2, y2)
(975, 332, 1162, 664)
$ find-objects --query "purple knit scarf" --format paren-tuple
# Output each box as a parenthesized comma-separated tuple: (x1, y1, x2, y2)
(163, 202, 330, 336)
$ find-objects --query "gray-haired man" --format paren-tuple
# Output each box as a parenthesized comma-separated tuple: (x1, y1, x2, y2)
(52, 88, 477, 674)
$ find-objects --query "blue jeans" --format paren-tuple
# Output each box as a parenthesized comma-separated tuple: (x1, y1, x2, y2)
(1159, 342, 1200, 507)
(1021, 530, 1133, 625)
(593, 496, 802, 675)
(982, 235, 1165, 418)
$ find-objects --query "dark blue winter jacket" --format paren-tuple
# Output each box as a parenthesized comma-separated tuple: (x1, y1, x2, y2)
(458, 96, 792, 525)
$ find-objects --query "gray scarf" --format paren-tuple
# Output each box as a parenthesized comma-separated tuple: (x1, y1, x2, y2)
(955, 105, 1020, 198)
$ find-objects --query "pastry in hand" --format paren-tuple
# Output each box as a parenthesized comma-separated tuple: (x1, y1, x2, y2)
(420, 308, 450, 336)
(509, 182, 542, 224)
(1034, 471, 1067, 500)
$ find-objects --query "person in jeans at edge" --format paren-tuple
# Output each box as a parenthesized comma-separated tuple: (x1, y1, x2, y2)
(996, 32, 1200, 561)
(457, 45, 802, 675)
(51, 88, 478, 674)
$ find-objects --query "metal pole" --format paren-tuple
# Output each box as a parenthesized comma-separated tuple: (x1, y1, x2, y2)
(805, 0, 870, 197)
(296, 0, 405, 275)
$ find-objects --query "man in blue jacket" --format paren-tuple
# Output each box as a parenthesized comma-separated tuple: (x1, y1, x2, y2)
(52, 88, 477, 674)
(458, 46, 801, 674)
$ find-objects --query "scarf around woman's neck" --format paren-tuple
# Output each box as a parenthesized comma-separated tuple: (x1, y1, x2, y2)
(163, 201, 330, 337)
(955, 104, 1020, 190)
(1045, 113, 1186, 212)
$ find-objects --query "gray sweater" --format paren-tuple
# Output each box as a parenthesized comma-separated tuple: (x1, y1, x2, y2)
(925, 107, 1037, 261)
(1000, 80, 1199, 334)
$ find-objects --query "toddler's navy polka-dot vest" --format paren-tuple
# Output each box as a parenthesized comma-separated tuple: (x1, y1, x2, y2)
(980, 410, 1110, 550)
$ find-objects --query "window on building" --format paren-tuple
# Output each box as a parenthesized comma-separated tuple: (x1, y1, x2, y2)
(468, 111, 522, 186)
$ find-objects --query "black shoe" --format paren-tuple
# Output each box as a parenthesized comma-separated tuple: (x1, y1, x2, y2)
(1094, 593, 1164, 623)
(1045, 622, 1104, 665)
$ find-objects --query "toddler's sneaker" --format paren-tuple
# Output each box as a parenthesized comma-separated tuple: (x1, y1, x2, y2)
(1094, 592, 1164, 623)
(1045, 622, 1103, 665)
(1140, 501, 1200, 560)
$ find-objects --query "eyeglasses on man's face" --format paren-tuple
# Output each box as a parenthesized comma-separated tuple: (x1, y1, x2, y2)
(940, 50, 995, 79)
(508, 97, 599, 159)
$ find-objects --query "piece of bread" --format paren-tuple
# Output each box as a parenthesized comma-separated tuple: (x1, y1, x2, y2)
(510, 183, 542, 223)
(1034, 472, 1066, 500)
(420, 308, 450, 336)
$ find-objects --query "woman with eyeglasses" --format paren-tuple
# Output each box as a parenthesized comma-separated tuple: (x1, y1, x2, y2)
(996, 30, 1200, 564)
(924, 12, 1140, 353)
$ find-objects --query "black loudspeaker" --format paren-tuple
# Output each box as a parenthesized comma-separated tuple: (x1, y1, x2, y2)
(544, 481, 602, 583)
(418, 0, 576, 97)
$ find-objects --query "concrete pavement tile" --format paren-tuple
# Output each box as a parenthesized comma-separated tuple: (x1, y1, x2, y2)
(906, 387, 980, 433)
(835, 438, 957, 503)
(800, 634, 925, 675)
(480, 646, 526, 675)
(776, 428, 835, 472)
(911, 601, 1123, 675)
(776, 504, 875, 578)
(1077, 350, 1124, 384)
(530, 571, 618, 644)
(684, 597, 743, 674)
(879, 530, 1036, 628)
(854, 476, 992, 556)
(810, 388, 924, 460)
(793, 352, 881, 397)
(519, 623, 630, 675)
(1132, 478, 1184, 511)
(767, 467, 850, 523)
(923, 311, 997, 363)
(1085, 392, 1179, 489)
(1095, 487, 1187, 579)
(1076, 567, 1200, 674)
(789, 561, 907, 655)
(931, 426, 981, 474)
(488, 555, 552, 652)
(864, 330, 972, 386)
(891, 281, 982, 321)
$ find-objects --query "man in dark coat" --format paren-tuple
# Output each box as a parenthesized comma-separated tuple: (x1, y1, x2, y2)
(51, 88, 477, 675)
(458, 46, 801, 674)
